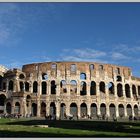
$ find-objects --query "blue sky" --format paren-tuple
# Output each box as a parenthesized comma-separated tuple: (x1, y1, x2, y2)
(1, 2, 140, 77)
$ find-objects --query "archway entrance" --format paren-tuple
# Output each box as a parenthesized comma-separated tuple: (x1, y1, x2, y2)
(15, 102, 20, 114)
(41, 102, 46, 117)
(80, 103, 87, 118)
(6, 102, 11, 114)
(118, 104, 124, 118)
(32, 103, 37, 116)
(90, 103, 97, 118)
(109, 104, 116, 118)
(134, 105, 138, 116)
(0, 94, 6, 113)
(127, 104, 132, 117)
(70, 103, 78, 118)
(50, 102, 56, 117)
(100, 103, 106, 118)
(60, 103, 66, 120)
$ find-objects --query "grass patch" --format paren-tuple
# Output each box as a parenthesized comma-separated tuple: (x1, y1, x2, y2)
(0, 118, 140, 137)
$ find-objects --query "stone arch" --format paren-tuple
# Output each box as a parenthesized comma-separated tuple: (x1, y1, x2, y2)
(15, 102, 20, 114)
(138, 86, 140, 96)
(90, 81, 96, 95)
(80, 81, 87, 95)
(89, 64, 94, 71)
(125, 84, 130, 98)
(42, 73, 48, 80)
(0, 94, 6, 113)
(41, 102, 46, 117)
(0, 75, 2, 90)
(2, 82, 6, 91)
(8, 80, 14, 91)
(6, 102, 11, 114)
(117, 83, 123, 97)
(80, 103, 87, 118)
(70, 64, 76, 72)
(51, 80, 56, 95)
(126, 104, 132, 116)
(70, 103, 78, 117)
(108, 82, 114, 95)
(90, 103, 97, 118)
(42, 82, 47, 95)
(25, 82, 29, 92)
(20, 81, 24, 92)
(109, 103, 116, 117)
(100, 103, 106, 117)
(50, 102, 56, 117)
(70, 80, 77, 94)
(33, 81, 38, 93)
(60, 103, 66, 120)
(134, 104, 138, 116)
(100, 81, 105, 93)
(60, 80, 67, 93)
(80, 73, 86, 80)
(99, 65, 103, 70)
(19, 74, 25, 79)
(32, 103, 37, 116)
(118, 104, 124, 118)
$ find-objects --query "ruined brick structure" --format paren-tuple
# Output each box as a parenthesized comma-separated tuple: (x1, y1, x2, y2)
(0, 62, 140, 120)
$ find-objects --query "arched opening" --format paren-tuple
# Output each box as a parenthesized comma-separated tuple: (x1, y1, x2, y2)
(109, 104, 116, 118)
(51, 63, 57, 70)
(134, 105, 138, 116)
(100, 81, 105, 93)
(138, 86, 140, 96)
(70, 64, 76, 72)
(116, 76, 122, 82)
(125, 84, 130, 98)
(80, 81, 87, 95)
(60, 103, 66, 120)
(20, 81, 24, 92)
(0, 94, 6, 113)
(6, 102, 11, 114)
(3, 82, 6, 91)
(127, 104, 132, 117)
(132, 85, 137, 98)
(117, 83, 123, 97)
(42, 73, 48, 80)
(33, 81, 38, 93)
(108, 82, 114, 95)
(8, 80, 14, 91)
(41, 102, 46, 117)
(51, 80, 56, 94)
(70, 80, 77, 94)
(32, 103, 37, 116)
(0, 76, 2, 90)
(15, 102, 20, 114)
(70, 103, 78, 118)
(89, 64, 94, 71)
(90, 103, 97, 118)
(60, 80, 67, 94)
(19, 74, 25, 79)
(99, 65, 103, 71)
(80, 73, 86, 80)
(90, 81, 96, 95)
(118, 104, 124, 118)
(42, 82, 47, 95)
(100, 103, 106, 117)
(25, 82, 29, 92)
(80, 103, 87, 118)
(26, 95, 31, 114)
(50, 102, 56, 117)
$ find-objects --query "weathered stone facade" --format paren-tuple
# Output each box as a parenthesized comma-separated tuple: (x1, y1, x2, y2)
(0, 62, 140, 120)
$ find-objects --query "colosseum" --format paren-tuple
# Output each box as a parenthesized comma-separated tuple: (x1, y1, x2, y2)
(0, 62, 140, 120)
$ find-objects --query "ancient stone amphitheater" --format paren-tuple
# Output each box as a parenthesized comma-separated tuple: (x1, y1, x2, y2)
(0, 62, 140, 120)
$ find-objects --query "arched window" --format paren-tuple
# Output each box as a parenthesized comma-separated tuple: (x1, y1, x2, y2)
(60, 80, 67, 93)
(90, 81, 96, 95)
(42, 82, 47, 95)
(99, 65, 103, 70)
(42, 73, 48, 80)
(20, 82, 24, 92)
(0, 76, 2, 90)
(125, 84, 130, 98)
(80, 73, 86, 80)
(108, 82, 114, 94)
(100, 103, 106, 117)
(33, 81, 38, 93)
(70, 64, 76, 72)
(15, 102, 20, 114)
(100, 82, 105, 93)
(132, 85, 137, 98)
(116, 67, 120, 74)
(19, 74, 25, 79)
(51, 63, 57, 70)
(25, 82, 29, 92)
(89, 64, 94, 71)
(8, 80, 14, 91)
(116, 76, 122, 82)
(3, 82, 6, 91)
(80, 81, 87, 95)
(138, 86, 140, 96)
(117, 83, 123, 97)
(70, 80, 77, 94)
(51, 80, 56, 94)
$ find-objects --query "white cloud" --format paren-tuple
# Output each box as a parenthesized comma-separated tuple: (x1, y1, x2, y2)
(111, 52, 131, 60)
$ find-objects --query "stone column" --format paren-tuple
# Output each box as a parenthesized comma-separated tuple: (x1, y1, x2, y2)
(11, 101, 15, 114)
(116, 104, 119, 117)
(77, 103, 81, 119)
(97, 104, 101, 116)
(66, 103, 70, 117)
(106, 104, 110, 117)
(37, 100, 40, 117)
(87, 103, 91, 117)
(77, 83, 80, 96)
(56, 102, 60, 120)
(122, 84, 126, 99)
(47, 82, 50, 95)
(86, 81, 90, 96)
(56, 81, 60, 96)
(46, 102, 50, 116)
(124, 105, 127, 117)
(130, 85, 133, 99)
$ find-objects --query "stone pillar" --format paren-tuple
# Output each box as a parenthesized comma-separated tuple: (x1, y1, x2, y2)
(56, 81, 60, 96)
(130, 85, 133, 99)
(116, 104, 119, 117)
(122, 84, 126, 99)
(124, 105, 127, 117)
(132, 105, 135, 117)
(106, 104, 110, 117)
(46, 102, 50, 116)
(77, 103, 81, 119)
(11, 101, 15, 114)
(66, 103, 70, 117)
(77, 83, 80, 96)
(30, 81, 33, 93)
(67, 83, 70, 96)
(47, 82, 50, 95)
(37, 100, 40, 117)
(86, 82, 90, 96)
(56, 102, 60, 120)
(97, 104, 101, 116)
(87, 103, 91, 117)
